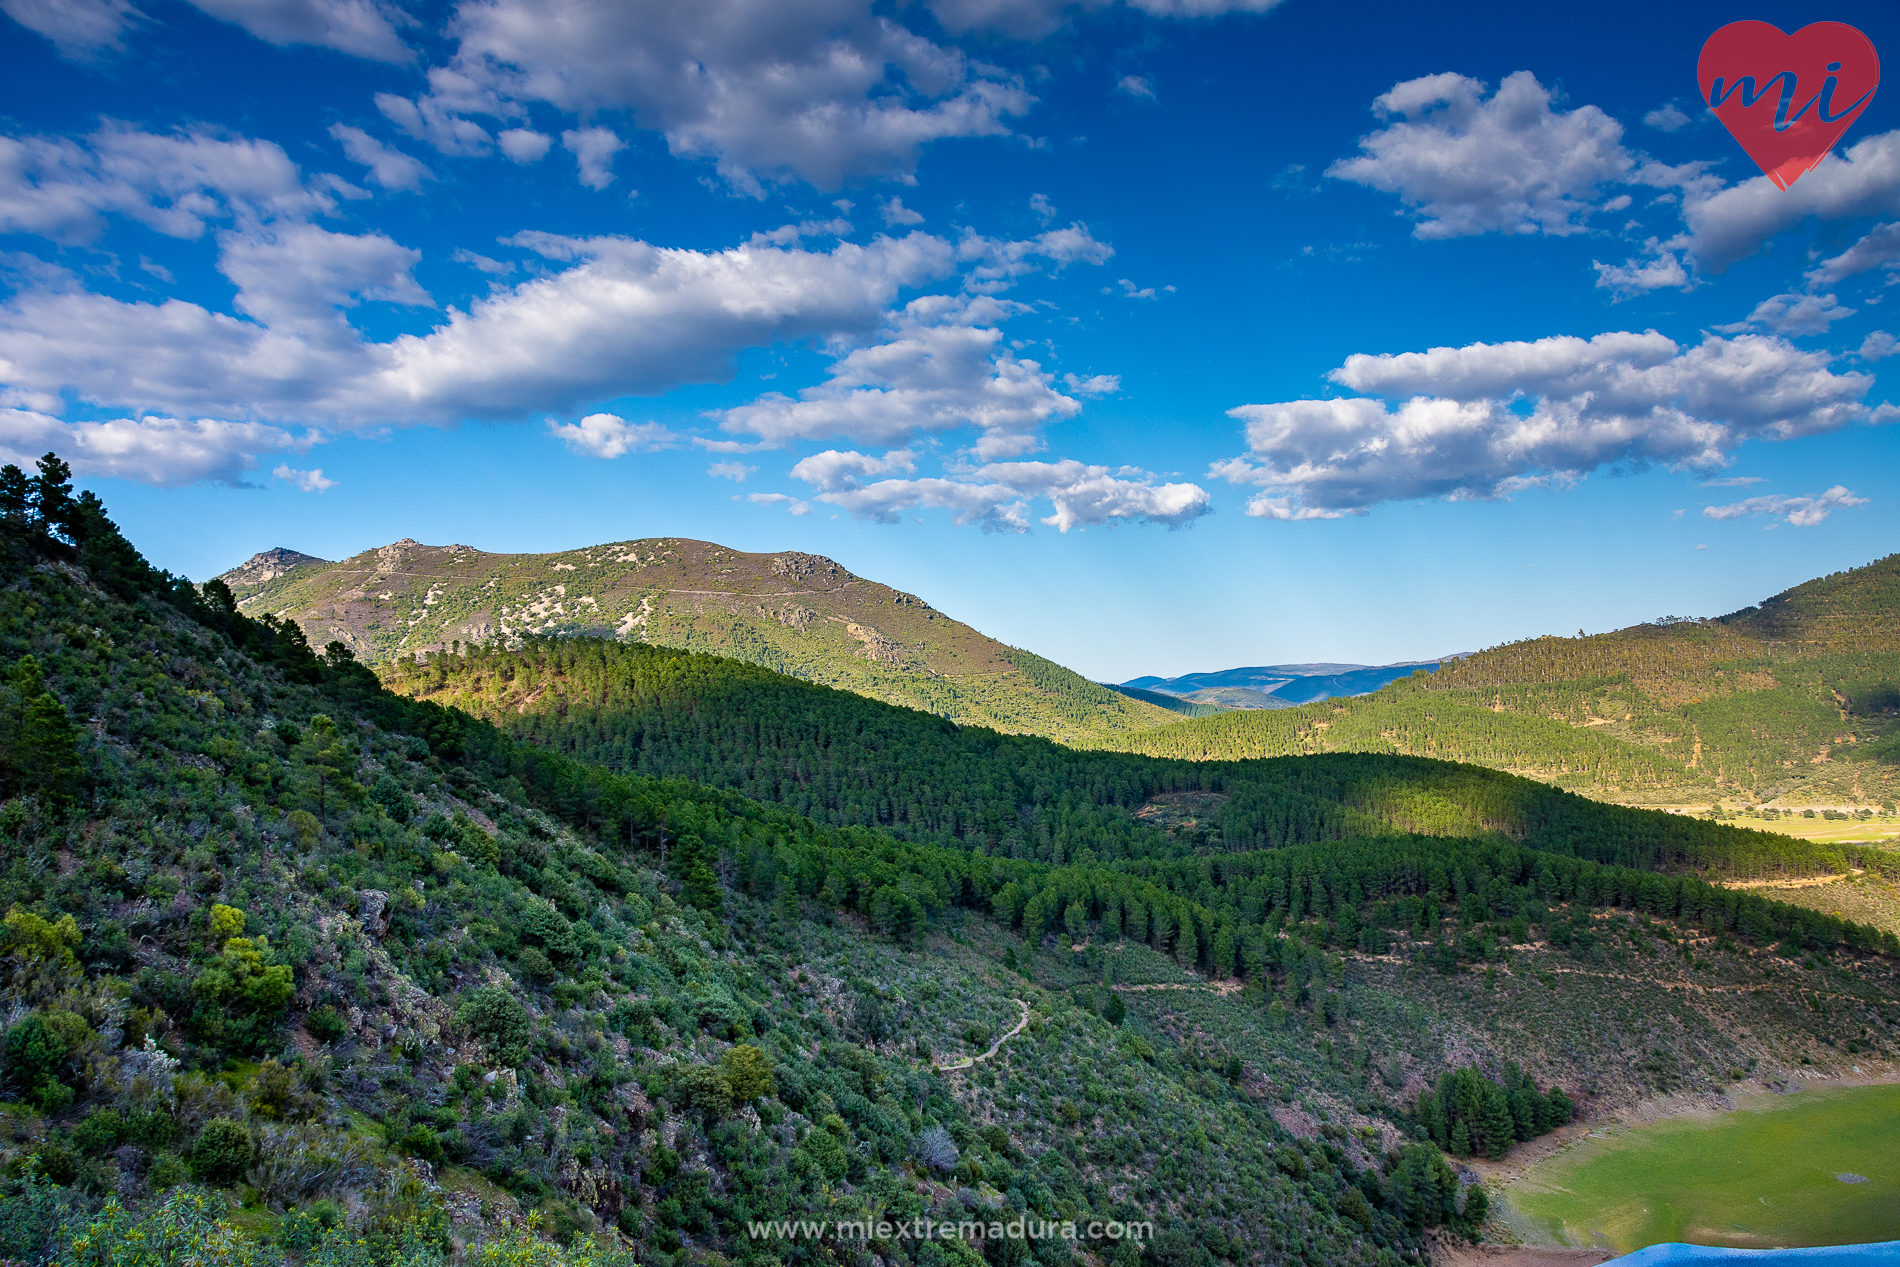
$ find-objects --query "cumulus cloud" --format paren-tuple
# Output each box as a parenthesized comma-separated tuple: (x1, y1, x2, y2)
(547, 413, 678, 457)
(0, 123, 333, 244)
(1327, 71, 1691, 239)
(925, 0, 1279, 39)
(1643, 103, 1691, 133)
(497, 128, 552, 163)
(746, 491, 811, 514)
(329, 124, 432, 191)
(797, 454, 1210, 532)
(1592, 241, 1691, 298)
(1, 0, 141, 59)
(273, 463, 336, 491)
(1214, 330, 1895, 518)
(378, 0, 1033, 193)
(1678, 130, 1900, 274)
(1702, 485, 1867, 527)
(1116, 75, 1156, 100)
(0, 408, 314, 486)
(561, 127, 625, 189)
(1861, 331, 1898, 361)
(879, 196, 924, 226)
(1029, 192, 1056, 223)
(1721, 292, 1855, 338)
(0, 228, 957, 424)
(787, 447, 916, 489)
(717, 296, 1082, 458)
(183, 0, 412, 62)
(958, 222, 1112, 292)
(1805, 221, 1900, 288)
(706, 460, 755, 480)
(214, 222, 431, 331)
(1062, 372, 1118, 396)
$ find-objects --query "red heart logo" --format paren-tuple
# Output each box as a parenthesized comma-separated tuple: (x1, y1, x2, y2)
(1698, 21, 1880, 190)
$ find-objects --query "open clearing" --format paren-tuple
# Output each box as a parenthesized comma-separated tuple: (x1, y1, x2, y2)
(1500, 1083, 1900, 1254)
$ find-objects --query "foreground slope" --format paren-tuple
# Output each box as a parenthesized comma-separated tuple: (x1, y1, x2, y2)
(221, 537, 1176, 747)
(7, 483, 1899, 1267)
(1109, 554, 1900, 811)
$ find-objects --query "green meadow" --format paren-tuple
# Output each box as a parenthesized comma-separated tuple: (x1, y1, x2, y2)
(1506, 1083, 1900, 1253)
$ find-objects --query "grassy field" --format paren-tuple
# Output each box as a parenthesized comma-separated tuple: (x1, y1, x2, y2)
(1505, 1083, 1900, 1253)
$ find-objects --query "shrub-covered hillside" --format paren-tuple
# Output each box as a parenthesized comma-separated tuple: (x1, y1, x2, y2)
(3, 455, 1898, 1267)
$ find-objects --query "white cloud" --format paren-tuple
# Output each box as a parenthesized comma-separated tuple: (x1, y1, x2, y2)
(1643, 103, 1691, 133)
(329, 124, 432, 191)
(1592, 238, 1690, 297)
(0, 228, 957, 424)
(561, 127, 625, 189)
(0, 408, 314, 486)
(1702, 486, 1867, 527)
(1805, 221, 1900, 288)
(375, 74, 501, 157)
(452, 247, 514, 274)
(547, 412, 678, 457)
(1062, 372, 1118, 396)
(925, 0, 1279, 39)
(183, 0, 411, 62)
(800, 454, 1210, 532)
(1700, 475, 1763, 488)
(1116, 75, 1156, 100)
(214, 222, 431, 332)
(1, 0, 141, 59)
(392, 0, 1034, 192)
(1327, 71, 1689, 239)
(717, 296, 1081, 458)
(1029, 192, 1056, 223)
(272, 463, 336, 491)
(879, 196, 924, 226)
(497, 128, 552, 163)
(707, 460, 756, 480)
(0, 123, 332, 244)
(1215, 331, 1894, 518)
(958, 222, 1112, 292)
(787, 447, 915, 489)
(746, 491, 812, 514)
(1721, 292, 1855, 338)
(1861, 330, 1898, 361)
(1679, 130, 1900, 274)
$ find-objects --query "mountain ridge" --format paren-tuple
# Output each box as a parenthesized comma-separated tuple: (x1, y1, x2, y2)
(218, 536, 1179, 746)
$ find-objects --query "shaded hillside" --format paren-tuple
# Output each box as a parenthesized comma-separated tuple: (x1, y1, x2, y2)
(381, 639, 1887, 886)
(220, 537, 1177, 747)
(1109, 555, 1900, 810)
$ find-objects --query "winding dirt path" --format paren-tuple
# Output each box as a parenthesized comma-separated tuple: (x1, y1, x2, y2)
(935, 999, 1030, 1072)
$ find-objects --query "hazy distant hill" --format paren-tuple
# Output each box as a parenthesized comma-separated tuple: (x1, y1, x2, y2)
(1108, 554, 1900, 810)
(219, 536, 1179, 746)
(1125, 659, 1455, 706)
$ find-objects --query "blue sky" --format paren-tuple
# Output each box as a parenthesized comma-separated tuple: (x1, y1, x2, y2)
(2, 0, 1897, 681)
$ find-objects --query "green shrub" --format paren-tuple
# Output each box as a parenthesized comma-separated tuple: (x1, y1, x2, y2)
(190, 1117, 255, 1185)
(456, 987, 532, 1067)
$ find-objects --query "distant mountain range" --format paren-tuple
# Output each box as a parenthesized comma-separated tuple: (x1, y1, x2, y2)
(1115, 659, 1461, 709)
(217, 537, 1179, 746)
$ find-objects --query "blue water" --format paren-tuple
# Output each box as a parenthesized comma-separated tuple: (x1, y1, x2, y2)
(1608, 1243, 1900, 1265)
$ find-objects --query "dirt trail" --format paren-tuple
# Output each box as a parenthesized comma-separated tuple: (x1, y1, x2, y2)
(935, 999, 1030, 1072)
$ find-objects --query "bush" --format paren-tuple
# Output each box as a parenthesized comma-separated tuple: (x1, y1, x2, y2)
(457, 986, 532, 1067)
(191, 1117, 256, 1185)
(719, 1044, 774, 1103)
(306, 1005, 347, 1044)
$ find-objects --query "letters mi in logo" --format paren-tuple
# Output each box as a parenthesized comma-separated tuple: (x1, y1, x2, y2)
(1699, 21, 1880, 190)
